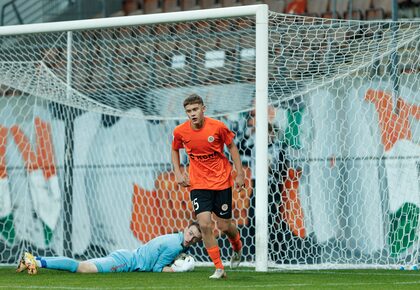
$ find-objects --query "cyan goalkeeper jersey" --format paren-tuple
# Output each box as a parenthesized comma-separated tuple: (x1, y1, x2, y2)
(132, 232, 185, 272)
(90, 232, 185, 273)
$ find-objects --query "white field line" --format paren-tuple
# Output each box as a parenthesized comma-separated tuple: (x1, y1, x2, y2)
(1, 280, 420, 290)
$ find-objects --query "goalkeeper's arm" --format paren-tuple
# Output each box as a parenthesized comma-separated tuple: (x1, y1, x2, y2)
(162, 256, 195, 273)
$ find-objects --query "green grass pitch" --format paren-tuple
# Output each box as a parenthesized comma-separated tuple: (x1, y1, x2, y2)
(1, 266, 420, 289)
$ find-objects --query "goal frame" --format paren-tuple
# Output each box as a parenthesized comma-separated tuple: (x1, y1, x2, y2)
(0, 4, 270, 272)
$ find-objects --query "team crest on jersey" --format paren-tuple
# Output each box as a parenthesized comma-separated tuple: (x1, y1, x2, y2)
(221, 204, 228, 211)
(208, 136, 214, 143)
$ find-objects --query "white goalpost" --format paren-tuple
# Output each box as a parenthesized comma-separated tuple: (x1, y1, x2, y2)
(0, 4, 270, 271)
(0, 4, 419, 272)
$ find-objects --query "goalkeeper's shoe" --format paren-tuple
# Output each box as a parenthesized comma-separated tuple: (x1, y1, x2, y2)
(230, 249, 242, 269)
(16, 254, 27, 273)
(209, 268, 227, 279)
(16, 252, 38, 275)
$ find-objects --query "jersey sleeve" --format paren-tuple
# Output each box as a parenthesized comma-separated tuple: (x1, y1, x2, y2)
(144, 238, 163, 272)
(152, 249, 180, 272)
(152, 256, 167, 272)
(219, 122, 235, 146)
(172, 128, 184, 150)
(151, 235, 182, 272)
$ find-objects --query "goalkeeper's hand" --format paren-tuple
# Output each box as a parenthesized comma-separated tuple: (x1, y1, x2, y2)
(171, 256, 195, 272)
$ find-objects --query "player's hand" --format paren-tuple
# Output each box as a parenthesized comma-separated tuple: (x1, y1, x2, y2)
(175, 172, 190, 187)
(234, 170, 245, 191)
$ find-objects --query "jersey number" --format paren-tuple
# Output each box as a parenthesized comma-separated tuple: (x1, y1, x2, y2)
(193, 198, 199, 211)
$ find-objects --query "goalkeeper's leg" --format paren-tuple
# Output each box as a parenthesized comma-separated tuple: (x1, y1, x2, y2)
(17, 254, 82, 274)
(22, 255, 101, 273)
(87, 250, 132, 273)
(34, 256, 81, 273)
(33, 255, 128, 274)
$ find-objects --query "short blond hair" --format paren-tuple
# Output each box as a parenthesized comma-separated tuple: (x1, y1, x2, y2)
(183, 94, 204, 108)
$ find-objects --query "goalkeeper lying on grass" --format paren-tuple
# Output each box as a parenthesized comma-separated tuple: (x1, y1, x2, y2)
(16, 222, 201, 275)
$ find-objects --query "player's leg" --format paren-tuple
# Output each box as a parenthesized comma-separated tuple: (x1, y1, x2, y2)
(17, 252, 81, 274)
(214, 215, 242, 269)
(214, 187, 242, 269)
(196, 211, 226, 279)
(191, 189, 226, 279)
(88, 249, 132, 273)
(36, 256, 81, 273)
(77, 261, 99, 273)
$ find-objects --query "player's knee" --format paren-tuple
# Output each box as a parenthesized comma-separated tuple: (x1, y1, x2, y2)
(216, 220, 231, 233)
(77, 261, 98, 273)
(198, 221, 213, 234)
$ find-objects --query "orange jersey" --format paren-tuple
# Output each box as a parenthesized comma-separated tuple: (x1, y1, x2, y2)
(172, 117, 235, 190)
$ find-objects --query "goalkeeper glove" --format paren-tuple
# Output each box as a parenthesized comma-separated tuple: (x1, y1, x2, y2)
(171, 256, 195, 272)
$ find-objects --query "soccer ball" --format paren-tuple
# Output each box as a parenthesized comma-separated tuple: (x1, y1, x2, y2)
(173, 253, 195, 268)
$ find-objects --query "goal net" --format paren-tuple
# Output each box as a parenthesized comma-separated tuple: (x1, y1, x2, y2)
(0, 5, 419, 270)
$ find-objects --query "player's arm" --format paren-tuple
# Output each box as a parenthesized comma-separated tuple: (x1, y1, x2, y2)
(227, 142, 245, 190)
(154, 253, 176, 272)
(162, 262, 194, 273)
(153, 251, 194, 273)
(171, 147, 190, 187)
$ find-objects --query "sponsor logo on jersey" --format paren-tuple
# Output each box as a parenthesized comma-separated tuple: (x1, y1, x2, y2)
(189, 152, 217, 161)
(208, 136, 214, 143)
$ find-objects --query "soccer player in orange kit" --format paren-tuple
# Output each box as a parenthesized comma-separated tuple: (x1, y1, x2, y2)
(171, 94, 245, 279)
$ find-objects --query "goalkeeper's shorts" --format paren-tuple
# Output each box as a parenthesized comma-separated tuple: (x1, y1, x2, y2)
(89, 250, 133, 273)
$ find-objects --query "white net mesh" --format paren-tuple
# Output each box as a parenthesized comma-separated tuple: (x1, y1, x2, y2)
(0, 9, 419, 269)
(266, 14, 420, 268)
